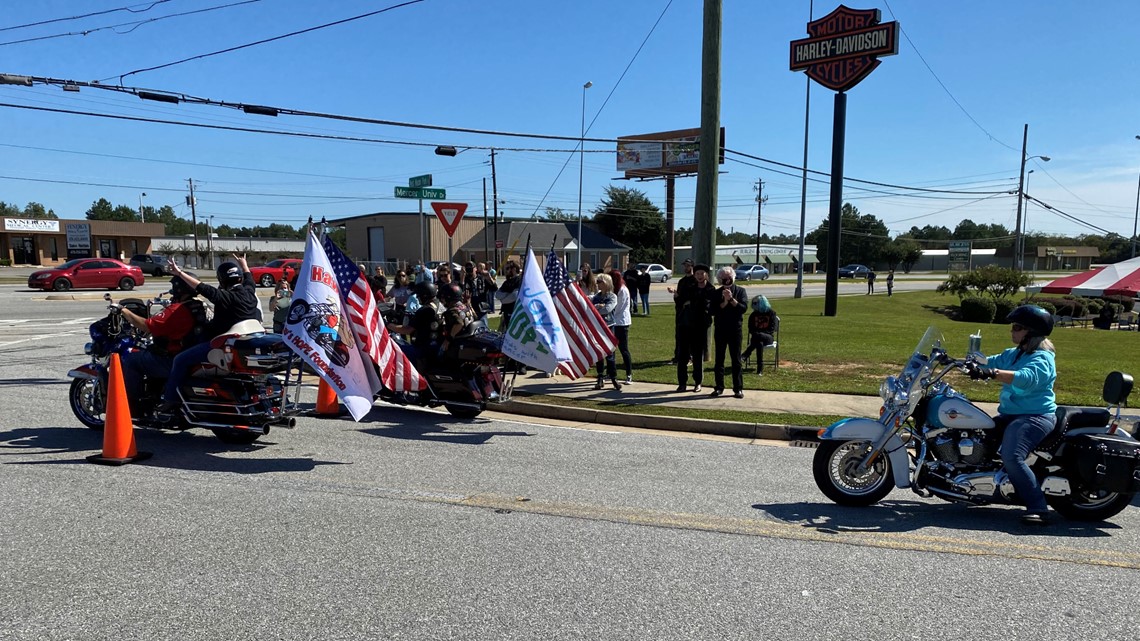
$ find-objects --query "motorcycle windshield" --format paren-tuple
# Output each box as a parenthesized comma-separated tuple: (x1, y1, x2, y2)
(896, 326, 944, 414)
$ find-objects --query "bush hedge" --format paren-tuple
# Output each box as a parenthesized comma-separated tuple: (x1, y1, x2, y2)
(992, 298, 1017, 323)
(960, 295, 996, 323)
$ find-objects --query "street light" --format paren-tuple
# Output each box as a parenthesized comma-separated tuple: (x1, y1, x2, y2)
(576, 80, 592, 273)
(1022, 170, 1034, 270)
(1013, 122, 1049, 270)
(1132, 135, 1139, 258)
(139, 192, 147, 223)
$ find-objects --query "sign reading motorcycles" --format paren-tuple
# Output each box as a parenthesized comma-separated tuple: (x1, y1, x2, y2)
(430, 202, 467, 238)
(789, 5, 898, 92)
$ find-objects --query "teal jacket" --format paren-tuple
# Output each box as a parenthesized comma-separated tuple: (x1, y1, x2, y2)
(987, 347, 1057, 416)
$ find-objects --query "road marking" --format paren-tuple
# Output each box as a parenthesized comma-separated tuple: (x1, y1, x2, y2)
(0, 330, 84, 348)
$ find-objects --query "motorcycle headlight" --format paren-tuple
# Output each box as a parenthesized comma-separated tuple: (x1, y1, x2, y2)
(879, 375, 909, 408)
(84, 342, 93, 355)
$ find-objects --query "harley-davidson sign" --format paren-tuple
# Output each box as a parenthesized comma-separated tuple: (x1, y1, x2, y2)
(790, 5, 898, 92)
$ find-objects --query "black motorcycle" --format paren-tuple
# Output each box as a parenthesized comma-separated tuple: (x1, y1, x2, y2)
(376, 319, 515, 419)
(68, 294, 304, 444)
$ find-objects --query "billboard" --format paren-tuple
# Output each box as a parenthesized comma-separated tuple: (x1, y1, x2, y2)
(616, 127, 725, 179)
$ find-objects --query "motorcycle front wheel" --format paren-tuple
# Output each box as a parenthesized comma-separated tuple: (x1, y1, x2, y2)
(445, 403, 485, 419)
(1047, 487, 1133, 522)
(812, 440, 894, 506)
(69, 378, 106, 430)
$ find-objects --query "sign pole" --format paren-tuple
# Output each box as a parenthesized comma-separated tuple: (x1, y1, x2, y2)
(419, 197, 425, 265)
(824, 91, 846, 317)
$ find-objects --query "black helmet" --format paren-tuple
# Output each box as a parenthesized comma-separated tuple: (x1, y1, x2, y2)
(169, 272, 197, 299)
(439, 282, 462, 306)
(216, 261, 242, 287)
(1006, 305, 1053, 337)
(414, 281, 437, 302)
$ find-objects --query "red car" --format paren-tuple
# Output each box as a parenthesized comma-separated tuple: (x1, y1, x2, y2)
(28, 258, 146, 292)
(249, 258, 302, 288)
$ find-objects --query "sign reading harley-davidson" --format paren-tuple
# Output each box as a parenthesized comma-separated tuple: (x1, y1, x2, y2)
(790, 5, 898, 92)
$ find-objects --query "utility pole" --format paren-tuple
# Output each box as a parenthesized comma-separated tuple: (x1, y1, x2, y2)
(206, 216, 214, 269)
(1013, 123, 1028, 270)
(482, 177, 489, 264)
(691, 0, 722, 267)
(491, 148, 500, 268)
(754, 179, 766, 264)
(187, 178, 200, 268)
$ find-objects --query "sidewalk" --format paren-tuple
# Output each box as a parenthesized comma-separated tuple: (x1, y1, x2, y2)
(500, 371, 1000, 441)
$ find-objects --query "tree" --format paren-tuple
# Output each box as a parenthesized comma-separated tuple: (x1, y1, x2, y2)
(85, 198, 137, 222)
(805, 203, 890, 267)
(542, 206, 575, 222)
(21, 202, 57, 219)
(936, 265, 1032, 299)
(591, 185, 665, 264)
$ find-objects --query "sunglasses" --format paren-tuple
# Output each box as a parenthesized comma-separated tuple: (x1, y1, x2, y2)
(1011, 323, 1027, 332)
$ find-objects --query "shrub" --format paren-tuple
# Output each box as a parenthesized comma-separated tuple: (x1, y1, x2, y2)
(0, 258, 10, 267)
(1047, 297, 1087, 317)
(937, 265, 1033, 300)
(960, 295, 996, 323)
(1085, 298, 1103, 315)
(992, 298, 1017, 323)
(1033, 300, 1056, 315)
(1105, 295, 1135, 313)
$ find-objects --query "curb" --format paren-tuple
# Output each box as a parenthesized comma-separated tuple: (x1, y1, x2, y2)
(498, 398, 821, 442)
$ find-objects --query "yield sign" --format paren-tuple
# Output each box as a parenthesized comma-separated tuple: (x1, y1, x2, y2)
(430, 202, 468, 238)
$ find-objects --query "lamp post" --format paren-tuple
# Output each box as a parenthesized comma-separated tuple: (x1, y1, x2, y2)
(576, 80, 592, 273)
(138, 192, 147, 223)
(1132, 135, 1139, 258)
(206, 215, 215, 269)
(1022, 169, 1034, 270)
(1013, 123, 1049, 270)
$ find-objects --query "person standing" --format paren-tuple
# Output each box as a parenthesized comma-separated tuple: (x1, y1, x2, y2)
(578, 263, 598, 296)
(965, 305, 1057, 525)
(636, 267, 652, 316)
(494, 259, 522, 332)
(269, 276, 293, 334)
(477, 262, 498, 315)
(674, 263, 715, 392)
(867, 269, 877, 295)
(667, 258, 696, 365)
(710, 266, 748, 398)
(610, 270, 634, 384)
(590, 273, 622, 392)
(886, 269, 895, 297)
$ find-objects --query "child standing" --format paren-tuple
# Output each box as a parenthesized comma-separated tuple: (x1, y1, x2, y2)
(740, 295, 777, 375)
(886, 269, 895, 297)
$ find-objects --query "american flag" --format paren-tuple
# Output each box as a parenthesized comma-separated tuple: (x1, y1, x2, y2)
(544, 249, 617, 379)
(322, 236, 426, 391)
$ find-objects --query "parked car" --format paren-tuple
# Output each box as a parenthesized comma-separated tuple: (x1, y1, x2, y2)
(838, 264, 872, 279)
(128, 254, 171, 276)
(27, 258, 145, 292)
(634, 263, 671, 283)
(734, 264, 770, 281)
(249, 258, 303, 288)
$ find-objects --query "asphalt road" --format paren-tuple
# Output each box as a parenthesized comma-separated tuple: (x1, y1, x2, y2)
(3, 285, 1140, 640)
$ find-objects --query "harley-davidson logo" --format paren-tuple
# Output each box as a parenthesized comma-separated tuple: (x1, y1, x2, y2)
(790, 5, 899, 92)
(945, 409, 960, 420)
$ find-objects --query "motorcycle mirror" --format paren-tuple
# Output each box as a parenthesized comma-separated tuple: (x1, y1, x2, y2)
(103, 293, 112, 302)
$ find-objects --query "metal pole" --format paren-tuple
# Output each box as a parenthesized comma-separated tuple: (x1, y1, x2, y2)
(482, 177, 489, 263)
(795, 0, 812, 299)
(188, 178, 200, 268)
(419, 197, 425, 265)
(206, 216, 214, 269)
(1133, 135, 1140, 258)
(139, 192, 146, 223)
(823, 92, 846, 317)
(1013, 123, 1028, 270)
(754, 178, 762, 263)
(665, 177, 676, 269)
(1023, 170, 1033, 271)
(491, 148, 500, 268)
(577, 81, 592, 272)
(692, 0, 722, 267)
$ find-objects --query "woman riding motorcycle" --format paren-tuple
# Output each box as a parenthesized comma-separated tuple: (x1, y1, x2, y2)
(966, 304, 1057, 525)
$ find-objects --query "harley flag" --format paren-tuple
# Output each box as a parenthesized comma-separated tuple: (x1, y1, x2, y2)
(282, 230, 380, 421)
(321, 235, 426, 392)
(501, 248, 571, 373)
(544, 249, 617, 379)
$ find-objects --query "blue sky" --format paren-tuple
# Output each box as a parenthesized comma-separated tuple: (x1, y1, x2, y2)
(1, 0, 1138, 243)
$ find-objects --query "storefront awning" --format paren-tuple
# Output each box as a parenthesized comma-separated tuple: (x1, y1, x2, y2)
(763, 254, 793, 264)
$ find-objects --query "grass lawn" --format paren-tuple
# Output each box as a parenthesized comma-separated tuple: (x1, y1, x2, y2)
(618, 289, 1137, 408)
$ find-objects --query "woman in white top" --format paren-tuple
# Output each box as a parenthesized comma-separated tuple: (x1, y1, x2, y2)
(610, 269, 634, 384)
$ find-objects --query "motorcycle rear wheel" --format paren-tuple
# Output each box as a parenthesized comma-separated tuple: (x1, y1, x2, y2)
(813, 440, 894, 506)
(1047, 487, 1133, 522)
(445, 403, 484, 419)
(69, 378, 106, 430)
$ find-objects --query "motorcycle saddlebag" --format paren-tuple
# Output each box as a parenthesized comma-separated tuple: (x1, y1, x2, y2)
(1066, 433, 1140, 493)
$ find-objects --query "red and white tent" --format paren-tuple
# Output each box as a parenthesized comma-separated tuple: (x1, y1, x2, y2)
(1035, 256, 1140, 298)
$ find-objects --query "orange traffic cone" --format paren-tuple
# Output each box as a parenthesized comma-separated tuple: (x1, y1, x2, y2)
(312, 376, 343, 418)
(87, 353, 152, 466)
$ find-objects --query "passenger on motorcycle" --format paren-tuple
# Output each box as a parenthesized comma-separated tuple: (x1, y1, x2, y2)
(387, 281, 443, 366)
(966, 304, 1057, 525)
(439, 280, 476, 357)
(158, 255, 261, 412)
(117, 274, 209, 413)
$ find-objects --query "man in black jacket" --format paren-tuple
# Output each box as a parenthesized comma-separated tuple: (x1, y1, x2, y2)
(667, 258, 695, 365)
(710, 266, 748, 398)
(159, 254, 261, 411)
(673, 263, 716, 393)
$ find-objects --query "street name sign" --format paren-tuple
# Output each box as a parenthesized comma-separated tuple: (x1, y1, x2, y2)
(409, 174, 432, 188)
(394, 186, 446, 200)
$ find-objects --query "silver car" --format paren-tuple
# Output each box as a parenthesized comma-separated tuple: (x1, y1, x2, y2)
(734, 264, 770, 281)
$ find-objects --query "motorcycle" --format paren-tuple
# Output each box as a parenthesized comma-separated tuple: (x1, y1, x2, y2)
(376, 318, 516, 419)
(814, 326, 1139, 521)
(68, 294, 305, 444)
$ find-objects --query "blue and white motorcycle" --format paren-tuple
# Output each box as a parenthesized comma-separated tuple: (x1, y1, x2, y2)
(813, 326, 1139, 521)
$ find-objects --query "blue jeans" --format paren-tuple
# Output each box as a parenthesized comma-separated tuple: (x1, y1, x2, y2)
(1000, 413, 1056, 513)
(163, 341, 213, 403)
(639, 293, 650, 315)
(122, 349, 172, 413)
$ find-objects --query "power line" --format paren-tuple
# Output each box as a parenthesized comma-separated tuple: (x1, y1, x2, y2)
(109, 0, 425, 82)
(0, 0, 175, 33)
